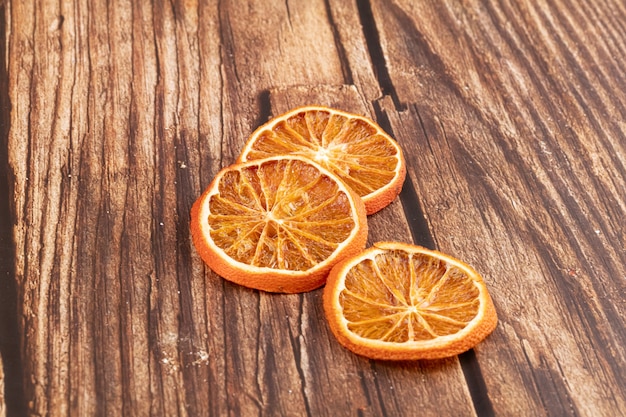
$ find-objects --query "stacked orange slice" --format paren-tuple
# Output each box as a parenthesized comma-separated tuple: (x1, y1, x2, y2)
(191, 106, 405, 293)
(239, 106, 406, 215)
(190, 105, 497, 359)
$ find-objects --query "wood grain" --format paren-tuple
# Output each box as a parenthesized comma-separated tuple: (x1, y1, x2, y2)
(2, 0, 625, 416)
(371, 1, 626, 415)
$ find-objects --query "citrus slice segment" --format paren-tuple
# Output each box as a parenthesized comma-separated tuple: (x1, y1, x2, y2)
(238, 106, 406, 215)
(191, 155, 368, 293)
(323, 242, 498, 360)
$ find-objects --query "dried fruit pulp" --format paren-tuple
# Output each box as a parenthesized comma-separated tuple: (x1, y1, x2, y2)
(324, 242, 498, 360)
(239, 106, 406, 214)
(191, 156, 368, 293)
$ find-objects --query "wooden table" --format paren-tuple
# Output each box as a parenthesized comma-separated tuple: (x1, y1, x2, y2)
(1, 1, 625, 416)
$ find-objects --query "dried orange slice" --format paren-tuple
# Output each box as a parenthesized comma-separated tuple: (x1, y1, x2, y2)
(238, 106, 406, 215)
(190, 155, 368, 293)
(323, 242, 498, 360)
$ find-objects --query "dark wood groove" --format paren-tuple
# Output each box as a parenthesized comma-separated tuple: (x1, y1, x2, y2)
(356, 0, 403, 109)
(374, 102, 435, 250)
(256, 89, 273, 127)
(458, 350, 496, 417)
(323, 0, 355, 86)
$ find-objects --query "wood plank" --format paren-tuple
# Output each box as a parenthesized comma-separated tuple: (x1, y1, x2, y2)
(265, 85, 476, 417)
(0, 4, 18, 415)
(3, 0, 214, 415)
(372, 0, 626, 415)
(216, 0, 349, 163)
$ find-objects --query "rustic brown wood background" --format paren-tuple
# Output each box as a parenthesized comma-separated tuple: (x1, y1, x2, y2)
(1, 0, 625, 416)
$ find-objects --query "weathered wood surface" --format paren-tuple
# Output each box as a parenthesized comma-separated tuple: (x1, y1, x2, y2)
(1, 0, 625, 416)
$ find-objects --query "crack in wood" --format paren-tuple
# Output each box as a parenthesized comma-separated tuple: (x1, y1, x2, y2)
(355, 0, 403, 109)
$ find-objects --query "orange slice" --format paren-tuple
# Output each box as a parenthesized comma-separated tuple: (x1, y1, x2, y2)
(190, 155, 368, 293)
(238, 106, 406, 215)
(323, 242, 498, 360)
